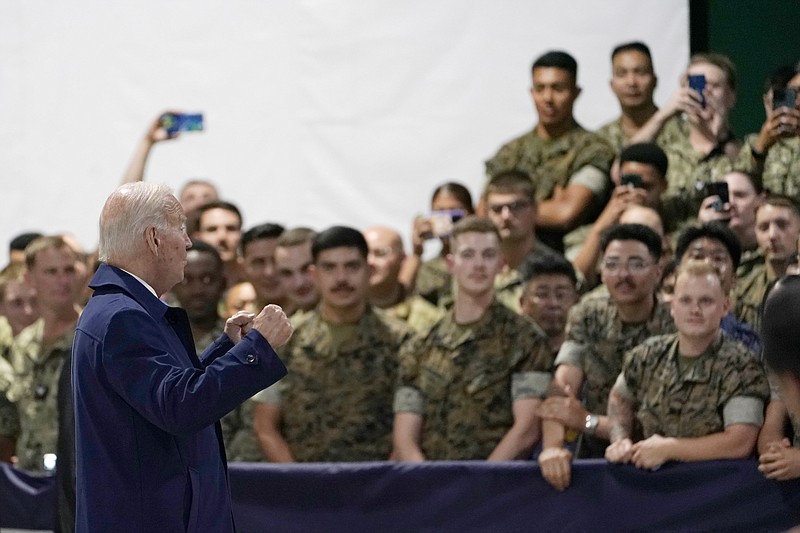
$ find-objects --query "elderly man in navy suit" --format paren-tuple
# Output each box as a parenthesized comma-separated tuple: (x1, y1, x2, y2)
(72, 182, 292, 532)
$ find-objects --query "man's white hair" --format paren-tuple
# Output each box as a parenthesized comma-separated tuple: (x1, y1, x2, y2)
(98, 182, 177, 263)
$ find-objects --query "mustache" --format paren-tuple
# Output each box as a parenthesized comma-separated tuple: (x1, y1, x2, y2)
(614, 279, 635, 289)
(331, 282, 356, 292)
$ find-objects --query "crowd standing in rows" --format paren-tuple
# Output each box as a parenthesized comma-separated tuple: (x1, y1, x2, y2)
(2, 41, 800, 530)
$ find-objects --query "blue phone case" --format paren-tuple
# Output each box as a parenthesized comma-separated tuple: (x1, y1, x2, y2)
(161, 113, 204, 135)
(688, 75, 706, 109)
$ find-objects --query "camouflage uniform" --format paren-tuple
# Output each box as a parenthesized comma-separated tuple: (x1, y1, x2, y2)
(655, 115, 739, 228)
(191, 320, 264, 462)
(379, 295, 444, 334)
(7, 319, 74, 473)
(416, 255, 453, 307)
(254, 307, 412, 462)
(596, 115, 676, 155)
(394, 300, 553, 460)
(0, 355, 20, 440)
(738, 135, 800, 200)
(485, 124, 615, 250)
(733, 261, 770, 332)
(737, 247, 764, 281)
(0, 316, 12, 363)
(556, 294, 675, 456)
(618, 333, 769, 439)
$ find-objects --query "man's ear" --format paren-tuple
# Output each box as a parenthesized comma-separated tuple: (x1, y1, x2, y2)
(145, 226, 159, 256)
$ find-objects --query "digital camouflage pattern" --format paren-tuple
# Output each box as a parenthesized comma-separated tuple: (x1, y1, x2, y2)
(485, 124, 614, 203)
(732, 261, 770, 332)
(595, 115, 677, 155)
(621, 333, 769, 438)
(261, 307, 412, 462)
(738, 135, 800, 201)
(395, 300, 553, 460)
(0, 316, 12, 363)
(7, 319, 73, 472)
(0, 355, 19, 439)
(415, 255, 453, 307)
(379, 294, 444, 334)
(556, 295, 675, 416)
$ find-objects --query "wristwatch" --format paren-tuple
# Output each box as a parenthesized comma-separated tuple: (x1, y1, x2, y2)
(584, 414, 599, 435)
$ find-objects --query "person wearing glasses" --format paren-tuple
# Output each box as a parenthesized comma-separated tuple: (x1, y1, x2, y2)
(483, 171, 564, 313)
(537, 224, 674, 491)
(605, 260, 768, 470)
(734, 196, 800, 331)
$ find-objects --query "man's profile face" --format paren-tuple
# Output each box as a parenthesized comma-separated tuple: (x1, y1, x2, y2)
(156, 204, 193, 295)
(520, 273, 578, 337)
(610, 50, 656, 109)
(601, 239, 660, 306)
(485, 191, 535, 243)
(365, 228, 404, 289)
(27, 247, 79, 309)
(243, 238, 285, 304)
(670, 272, 728, 341)
(679, 237, 735, 294)
(195, 208, 242, 263)
(180, 183, 218, 214)
(172, 250, 225, 322)
(276, 243, 318, 311)
(447, 231, 503, 297)
(1, 278, 38, 335)
(618, 161, 665, 209)
(531, 67, 579, 129)
(724, 172, 760, 234)
(755, 204, 800, 263)
(312, 246, 369, 311)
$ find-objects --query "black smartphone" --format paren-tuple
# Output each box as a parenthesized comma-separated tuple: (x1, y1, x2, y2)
(160, 113, 204, 135)
(621, 174, 645, 189)
(688, 74, 706, 109)
(773, 87, 798, 110)
(703, 181, 729, 211)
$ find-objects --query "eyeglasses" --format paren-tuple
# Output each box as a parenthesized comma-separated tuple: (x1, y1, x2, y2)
(487, 200, 532, 215)
(601, 258, 653, 274)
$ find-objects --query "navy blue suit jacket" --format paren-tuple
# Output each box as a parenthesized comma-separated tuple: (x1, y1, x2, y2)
(72, 264, 287, 532)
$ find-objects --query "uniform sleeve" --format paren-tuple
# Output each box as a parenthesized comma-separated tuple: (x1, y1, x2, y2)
(569, 165, 610, 196)
(100, 308, 287, 437)
(555, 303, 591, 368)
(393, 335, 425, 414)
(720, 353, 770, 428)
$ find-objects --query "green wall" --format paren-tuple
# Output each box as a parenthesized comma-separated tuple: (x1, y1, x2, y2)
(692, 0, 800, 136)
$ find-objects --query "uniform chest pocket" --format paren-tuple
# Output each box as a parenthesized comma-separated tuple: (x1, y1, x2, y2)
(465, 367, 510, 397)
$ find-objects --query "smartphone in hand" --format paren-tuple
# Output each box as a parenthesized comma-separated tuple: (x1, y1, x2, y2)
(160, 113, 204, 135)
(688, 74, 706, 109)
(703, 181, 729, 211)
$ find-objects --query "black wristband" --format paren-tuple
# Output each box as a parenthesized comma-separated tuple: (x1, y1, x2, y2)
(751, 146, 767, 162)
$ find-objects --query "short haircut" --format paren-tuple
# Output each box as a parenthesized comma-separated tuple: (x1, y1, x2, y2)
(618, 143, 669, 179)
(241, 223, 285, 255)
(689, 52, 737, 91)
(675, 259, 725, 291)
(674, 221, 742, 271)
(520, 253, 577, 286)
(761, 275, 800, 374)
(99, 182, 178, 264)
(312, 226, 368, 261)
(180, 179, 218, 194)
(756, 194, 800, 219)
(532, 50, 578, 81)
(277, 227, 317, 248)
(0, 262, 27, 301)
(25, 235, 76, 270)
(195, 201, 243, 230)
(763, 64, 800, 95)
(9, 232, 43, 253)
(484, 170, 536, 201)
(449, 216, 501, 248)
(600, 223, 663, 261)
(431, 182, 475, 214)
(611, 41, 653, 65)
(726, 170, 763, 194)
(187, 239, 223, 271)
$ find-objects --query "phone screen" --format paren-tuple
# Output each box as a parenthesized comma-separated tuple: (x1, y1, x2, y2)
(688, 74, 706, 109)
(773, 87, 798, 110)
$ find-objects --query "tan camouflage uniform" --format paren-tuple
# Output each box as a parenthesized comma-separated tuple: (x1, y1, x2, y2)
(596, 115, 676, 155)
(7, 319, 74, 472)
(0, 355, 19, 441)
(732, 261, 770, 333)
(555, 294, 676, 456)
(254, 307, 412, 462)
(656, 115, 739, 227)
(394, 300, 553, 460)
(0, 317, 13, 363)
(738, 135, 800, 200)
(379, 295, 444, 334)
(618, 333, 769, 438)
